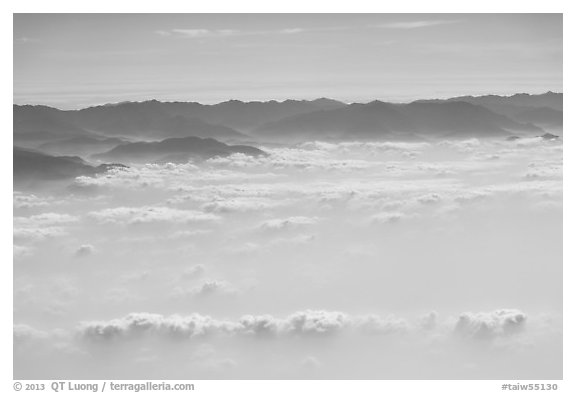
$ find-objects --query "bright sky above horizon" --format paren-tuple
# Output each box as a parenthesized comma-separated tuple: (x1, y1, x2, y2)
(14, 13, 562, 109)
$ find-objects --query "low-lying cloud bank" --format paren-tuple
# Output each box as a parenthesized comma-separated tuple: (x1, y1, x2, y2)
(16, 308, 540, 343)
(13, 308, 562, 379)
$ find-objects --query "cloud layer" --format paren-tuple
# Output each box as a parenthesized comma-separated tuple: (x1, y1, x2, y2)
(14, 138, 562, 379)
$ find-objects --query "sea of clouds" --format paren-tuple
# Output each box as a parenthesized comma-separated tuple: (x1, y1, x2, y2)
(13, 137, 562, 379)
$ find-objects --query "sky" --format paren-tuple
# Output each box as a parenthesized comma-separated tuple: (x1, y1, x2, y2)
(13, 13, 563, 108)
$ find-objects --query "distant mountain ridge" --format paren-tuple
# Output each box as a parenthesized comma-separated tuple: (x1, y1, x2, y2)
(440, 91, 562, 111)
(416, 92, 562, 129)
(14, 146, 125, 183)
(93, 136, 266, 164)
(252, 100, 543, 141)
(14, 92, 561, 147)
(14, 103, 246, 144)
(13, 98, 348, 146)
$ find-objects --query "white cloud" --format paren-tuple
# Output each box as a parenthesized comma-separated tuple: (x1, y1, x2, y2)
(14, 226, 67, 242)
(523, 162, 562, 180)
(79, 312, 238, 341)
(13, 245, 33, 259)
(13, 192, 51, 209)
(74, 163, 278, 190)
(20, 308, 538, 344)
(74, 244, 95, 257)
(14, 213, 78, 242)
(437, 138, 481, 152)
(418, 311, 439, 331)
(352, 314, 410, 335)
(201, 197, 284, 213)
(377, 20, 462, 29)
(75, 310, 412, 341)
(171, 279, 237, 299)
(156, 27, 308, 39)
(416, 193, 442, 205)
(371, 212, 405, 224)
(454, 309, 527, 340)
(299, 141, 430, 155)
(260, 216, 319, 231)
(14, 213, 78, 227)
(195, 280, 235, 297)
(14, 324, 50, 343)
(181, 264, 206, 280)
(88, 206, 220, 225)
(211, 150, 377, 171)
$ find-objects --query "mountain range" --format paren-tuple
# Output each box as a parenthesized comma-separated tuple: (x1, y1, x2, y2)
(93, 136, 265, 164)
(416, 91, 562, 129)
(13, 92, 562, 182)
(251, 100, 543, 141)
(14, 135, 265, 182)
(15, 93, 560, 147)
(13, 147, 126, 184)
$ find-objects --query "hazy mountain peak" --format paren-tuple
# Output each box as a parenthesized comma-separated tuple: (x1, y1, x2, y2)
(93, 135, 265, 164)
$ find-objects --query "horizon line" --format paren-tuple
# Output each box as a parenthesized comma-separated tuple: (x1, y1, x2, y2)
(13, 90, 563, 111)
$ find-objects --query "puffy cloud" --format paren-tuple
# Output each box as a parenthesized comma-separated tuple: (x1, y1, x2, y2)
(14, 212, 78, 226)
(14, 245, 33, 259)
(181, 264, 206, 280)
(416, 193, 442, 204)
(453, 191, 491, 205)
(14, 324, 50, 343)
(88, 206, 220, 225)
(13, 192, 52, 209)
(167, 229, 213, 239)
(418, 311, 439, 331)
(352, 314, 410, 335)
(260, 216, 319, 231)
(76, 310, 412, 341)
(283, 310, 349, 335)
(371, 212, 405, 224)
(14, 226, 67, 242)
(74, 244, 95, 257)
(201, 197, 284, 213)
(194, 280, 235, 297)
(454, 309, 527, 340)
(437, 138, 481, 153)
(208, 150, 377, 171)
(74, 163, 278, 190)
(171, 280, 236, 299)
(79, 313, 238, 341)
(16, 308, 551, 365)
(14, 213, 78, 243)
(523, 163, 562, 180)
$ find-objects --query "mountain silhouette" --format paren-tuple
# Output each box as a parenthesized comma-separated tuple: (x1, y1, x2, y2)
(14, 105, 93, 144)
(14, 93, 560, 146)
(93, 135, 266, 164)
(119, 98, 347, 131)
(417, 92, 562, 129)
(14, 147, 125, 183)
(252, 100, 542, 141)
(514, 107, 562, 129)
